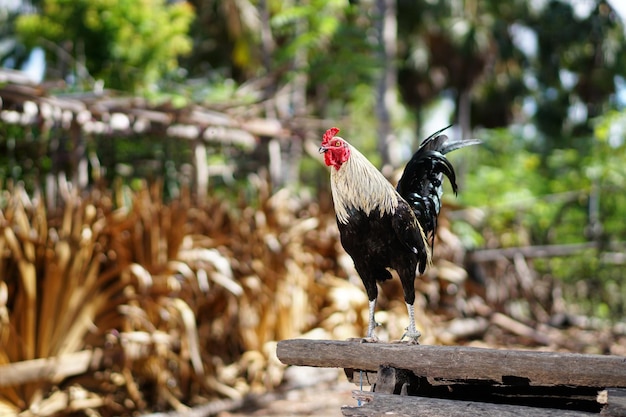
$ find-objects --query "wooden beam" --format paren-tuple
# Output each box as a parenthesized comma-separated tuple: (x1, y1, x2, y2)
(343, 391, 600, 417)
(277, 339, 626, 387)
(467, 242, 598, 262)
(602, 389, 626, 417)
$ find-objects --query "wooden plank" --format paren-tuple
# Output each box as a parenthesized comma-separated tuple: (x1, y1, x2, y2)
(276, 339, 626, 387)
(350, 365, 603, 410)
(343, 391, 599, 417)
(467, 242, 599, 262)
(601, 389, 626, 417)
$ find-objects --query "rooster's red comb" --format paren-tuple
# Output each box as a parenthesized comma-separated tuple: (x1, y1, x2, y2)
(322, 127, 340, 145)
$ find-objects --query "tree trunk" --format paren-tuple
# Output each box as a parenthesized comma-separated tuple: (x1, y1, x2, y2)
(375, 0, 397, 171)
(258, 0, 276, 119)
(271, 8, 308, 189)
(458, 88, 471, 140)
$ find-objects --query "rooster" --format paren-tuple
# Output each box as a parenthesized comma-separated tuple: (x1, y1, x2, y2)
(319, 126, 478, 343)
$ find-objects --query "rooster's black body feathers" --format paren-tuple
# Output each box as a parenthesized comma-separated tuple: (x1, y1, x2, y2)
(322, 126, 479, 341)
(397, 126, 480, 257)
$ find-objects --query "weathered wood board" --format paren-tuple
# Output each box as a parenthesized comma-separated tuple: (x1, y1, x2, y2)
(277, 339, 626, 387)
(343, 391, 602, 417)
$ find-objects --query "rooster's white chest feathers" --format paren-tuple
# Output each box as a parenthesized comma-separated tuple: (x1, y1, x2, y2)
(330, 145, 399, 224)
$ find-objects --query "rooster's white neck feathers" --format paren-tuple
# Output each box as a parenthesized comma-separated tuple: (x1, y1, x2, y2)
(330, 143, 399, 224)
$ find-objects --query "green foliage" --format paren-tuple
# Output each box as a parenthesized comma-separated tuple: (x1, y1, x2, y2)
(271, 0, 377, 106)
(4, 0, 626, 321)
(458, 108, 626, 318)
(271, 0, 342, 54)
(16, 0, 193, 91)
(0, 1, 25, 68)
(0, 120, 198, 200)
(528, 0, 626, 144)
(0, 122, 49, 191)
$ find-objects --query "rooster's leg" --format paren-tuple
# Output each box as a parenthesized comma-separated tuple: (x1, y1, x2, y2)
(365, 299, 379, 341)
(401, 302, 421, 344)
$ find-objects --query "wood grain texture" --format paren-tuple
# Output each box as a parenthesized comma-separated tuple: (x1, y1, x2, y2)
(277, 339, 626, 387)
(343, 391, 600, 417)
(602, 389, 626, 417)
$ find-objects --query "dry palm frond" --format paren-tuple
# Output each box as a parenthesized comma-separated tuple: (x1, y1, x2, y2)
(0, 185, 118, 411)
(1, 176, 527, 416)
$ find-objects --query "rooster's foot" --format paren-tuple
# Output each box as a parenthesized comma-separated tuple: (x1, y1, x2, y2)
(361, 335, 379, 343)
(347, 335, 379, 343)
(400, 329, 421, 345)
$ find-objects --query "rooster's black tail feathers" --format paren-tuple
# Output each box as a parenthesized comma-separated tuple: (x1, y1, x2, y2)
(396, 127, 480, 248)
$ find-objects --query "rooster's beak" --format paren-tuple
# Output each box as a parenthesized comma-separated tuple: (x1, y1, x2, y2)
(318, 146, 327, 154)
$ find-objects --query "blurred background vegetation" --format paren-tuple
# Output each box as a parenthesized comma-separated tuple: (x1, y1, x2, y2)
(2, 0, 626, 415)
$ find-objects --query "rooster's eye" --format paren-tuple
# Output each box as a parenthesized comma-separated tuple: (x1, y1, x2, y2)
(334, 140, 341, 147)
